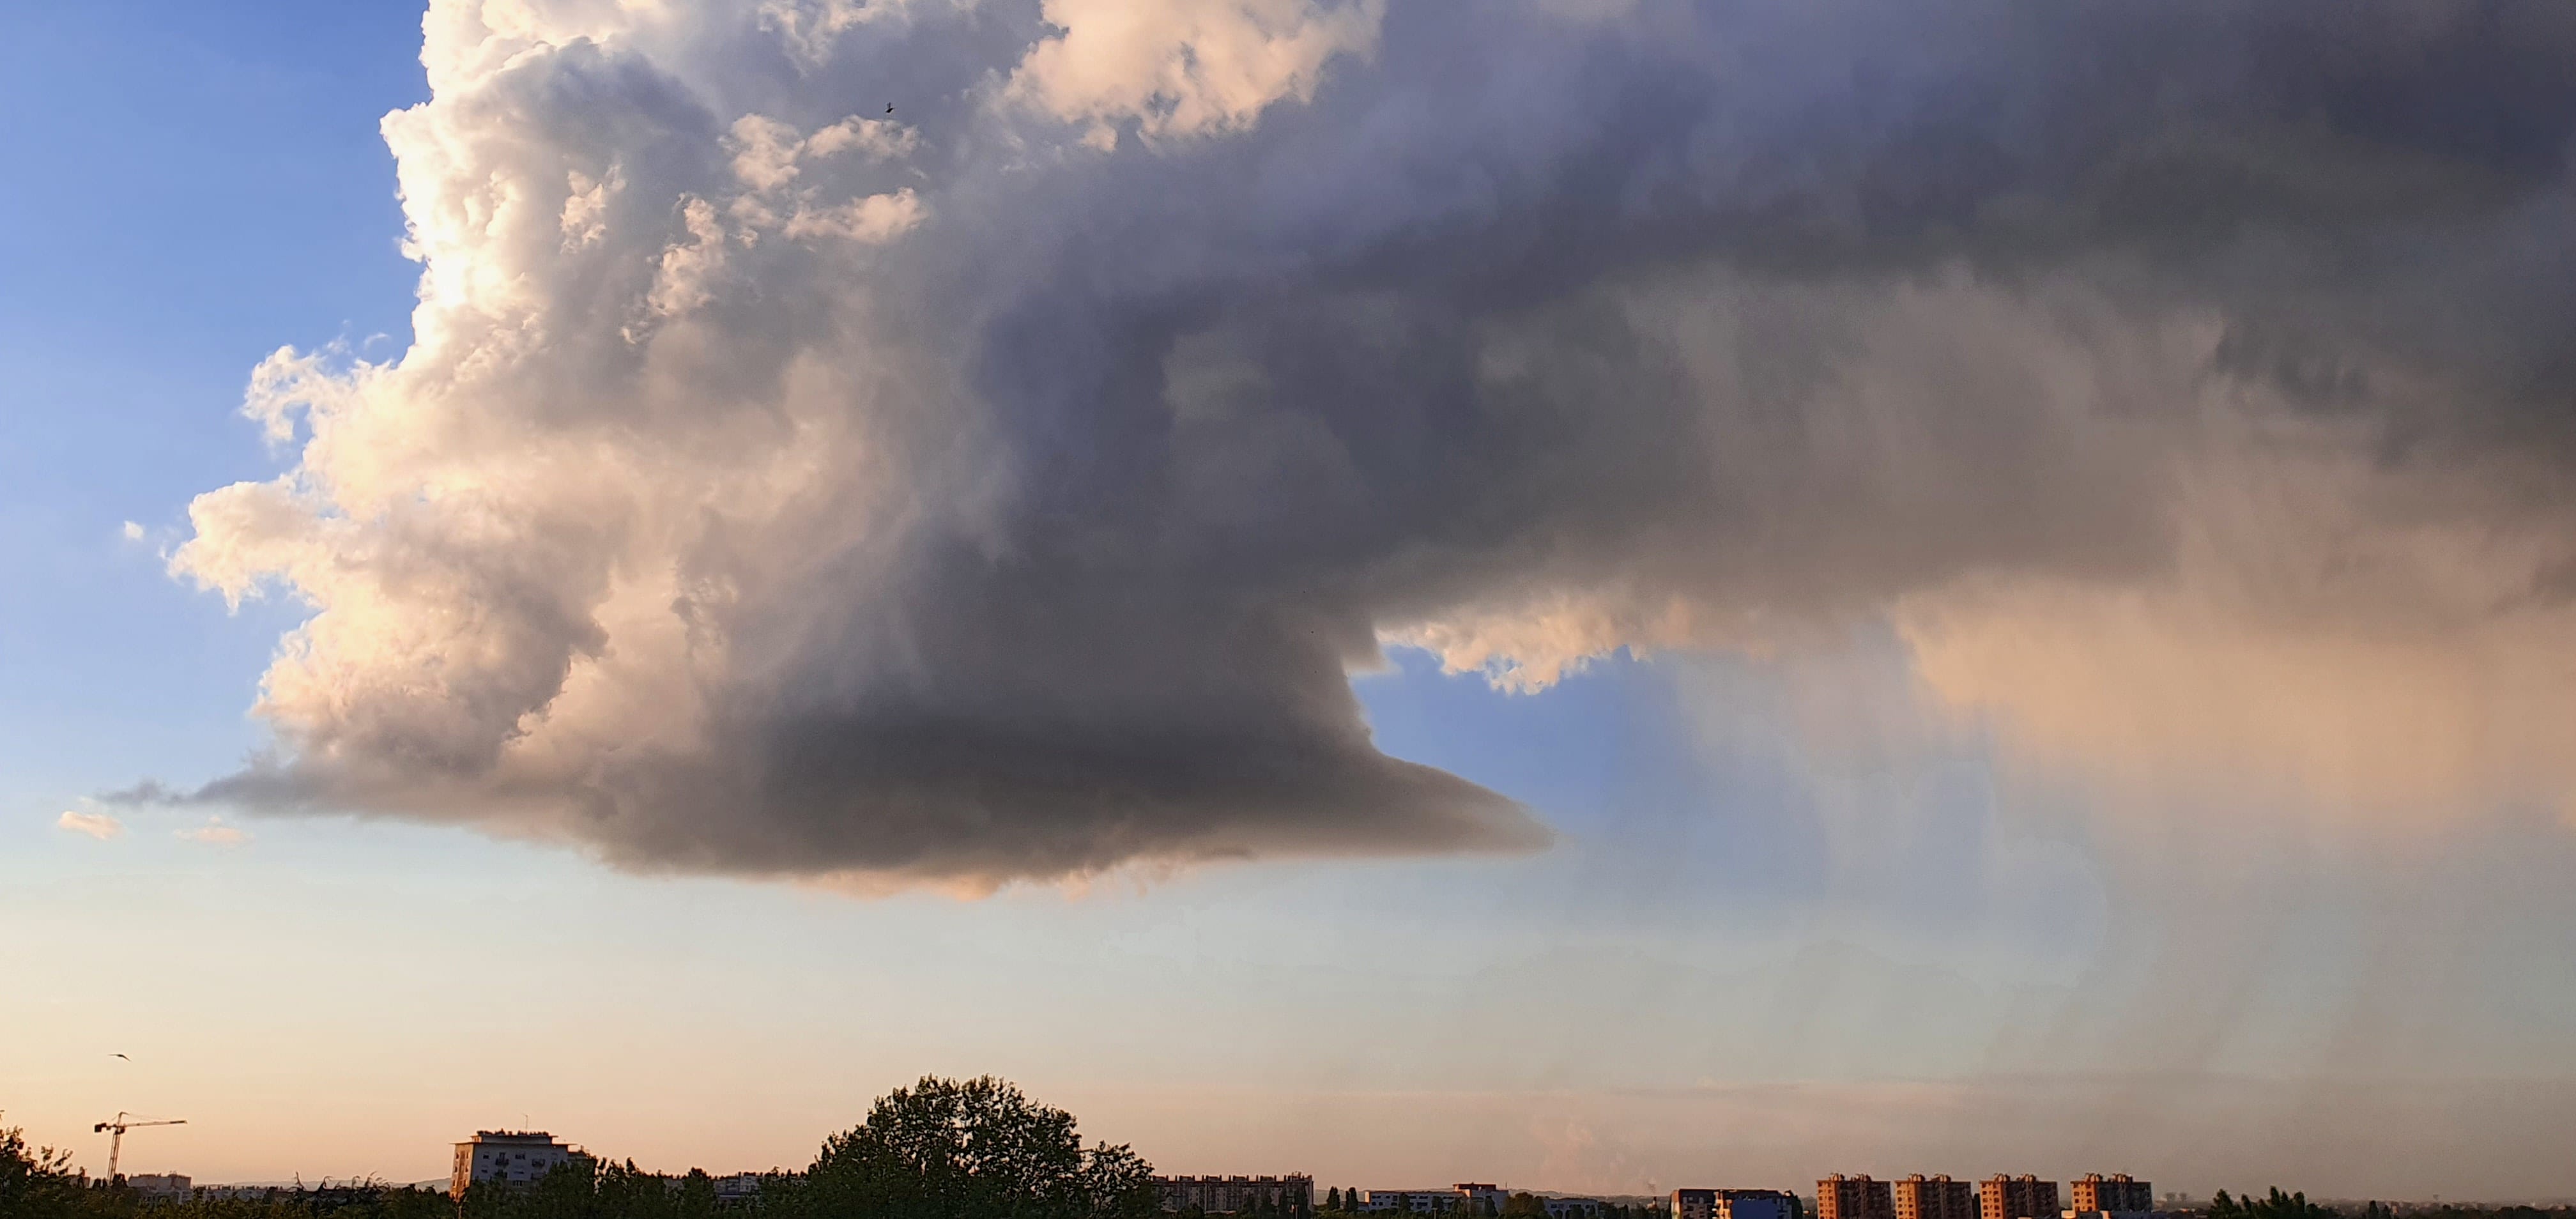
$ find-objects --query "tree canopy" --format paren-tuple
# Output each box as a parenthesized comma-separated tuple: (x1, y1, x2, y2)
(3, 1125, 90, 1219)
(2210, 1189, 2338, 1219)
(770, 1075, 1160, 1219)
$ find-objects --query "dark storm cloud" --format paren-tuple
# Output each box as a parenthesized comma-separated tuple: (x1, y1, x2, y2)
(160, 0, 2576, 885)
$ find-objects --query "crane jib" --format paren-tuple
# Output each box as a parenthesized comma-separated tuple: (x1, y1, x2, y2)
(92, 1112, 188, 1182)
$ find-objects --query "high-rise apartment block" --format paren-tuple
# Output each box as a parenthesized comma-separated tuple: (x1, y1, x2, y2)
(1157, 1174, 1314, 1214)
(450, 1131, 581, 1199)
(2071, 1176, 2153, 1214)
(1896, 1176, 1975, 1219)
(1821, 1176, 1895, 1219)
(1979, 1176, 2058, 1219)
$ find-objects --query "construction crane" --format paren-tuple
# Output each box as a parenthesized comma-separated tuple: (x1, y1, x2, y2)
(92, 1112, 185, 1181)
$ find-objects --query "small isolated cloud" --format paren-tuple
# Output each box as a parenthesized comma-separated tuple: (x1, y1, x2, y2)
(121, 521, 144, 542)
(57, 809, 125, 840)
(175, 816, 250, 847)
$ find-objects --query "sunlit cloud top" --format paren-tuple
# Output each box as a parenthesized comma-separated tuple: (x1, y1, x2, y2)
(151, 0, 2576, 889)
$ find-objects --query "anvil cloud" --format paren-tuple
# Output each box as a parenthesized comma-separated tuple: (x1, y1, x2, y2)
(170, 0, 2576, 885)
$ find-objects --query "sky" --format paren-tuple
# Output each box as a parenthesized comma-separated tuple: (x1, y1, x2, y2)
(4, 0, 2575, 1201)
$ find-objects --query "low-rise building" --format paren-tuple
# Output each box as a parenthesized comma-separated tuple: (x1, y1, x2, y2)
(1675, 1187, 1798, 1219)
(1545, 1199, 1603, 1219)
(1158, 1174, 1314, 1214)
(451, 1131, 583, 1198)
(1366, 1188, 1481, 1213)
(125, 1174, 190, 1203)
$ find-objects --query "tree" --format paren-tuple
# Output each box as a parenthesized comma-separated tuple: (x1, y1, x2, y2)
(1331, 1188, 1346, 1211)
(460, 1175, 522, 1219)
(793, 1075, 1159, 1219)
(0, 1126, 90, 1219)
(1503, 1195, 1550, 1219)
(675, 1169, 720, 1219)
(382, 1186, 472, 1219)
(522, 1156, 610, 1219)
(2207, 1187, 2334, 1219)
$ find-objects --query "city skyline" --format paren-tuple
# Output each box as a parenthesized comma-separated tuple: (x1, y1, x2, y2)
(7, 0, 2576, 1203)
(38, 1112, 2521, 1218)
(54, 1116, 2247, 1209)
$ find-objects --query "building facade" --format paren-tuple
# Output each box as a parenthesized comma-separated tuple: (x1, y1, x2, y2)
(1896, 1176, 1975, 1219)
(1365, 1187, 1500, 1213)
(1365, 1190, 1452, 1213)
(450, 1131, 582, 1199)
(1158, 1174, 1315, 1214)
(126, 1174, 191, 1202)
(2071, 1176, 2152, 1215)
(1544, 1200, 1602, 1219)
(1676, 1187, 1799, 1219)
(1979, 1177, 2058, 1219)
(1821, 1176, 1895, 1219)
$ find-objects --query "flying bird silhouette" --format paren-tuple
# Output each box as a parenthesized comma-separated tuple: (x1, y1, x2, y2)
(112, 1054, 130, 1061)
(885, 103, 894, 114)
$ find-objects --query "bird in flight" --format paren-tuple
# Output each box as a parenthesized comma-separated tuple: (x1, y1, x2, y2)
(885, 103, 894, 114)
(112, 1054, 130, 1061)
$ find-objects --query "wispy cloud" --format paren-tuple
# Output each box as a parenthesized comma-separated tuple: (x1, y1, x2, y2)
(57, 809, 125, 840)
(176, 816, 250, 847)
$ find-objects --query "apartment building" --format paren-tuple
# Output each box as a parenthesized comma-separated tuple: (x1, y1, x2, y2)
(450, 1131, 582, 1199)
(1896, 1176, 1975, 1219)
(125, 1174, 191, 1202)
(1980, 1177, 2058, 1219)
(2071, 1177, 2154, 1215)
(1158, 1174, 1314, 1214)
(1821, 1176, 1895, 1219)
(1366, 1186, 1500, 1213)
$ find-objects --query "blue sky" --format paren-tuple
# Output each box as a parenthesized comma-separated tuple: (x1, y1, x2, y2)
(6, 0, 2575, 1202)
(0, 1, 420, 792)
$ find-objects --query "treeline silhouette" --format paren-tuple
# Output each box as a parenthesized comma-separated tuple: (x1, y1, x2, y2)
(4, 1076, 1155, 1219)
(12, 1083, 2567, 1219)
